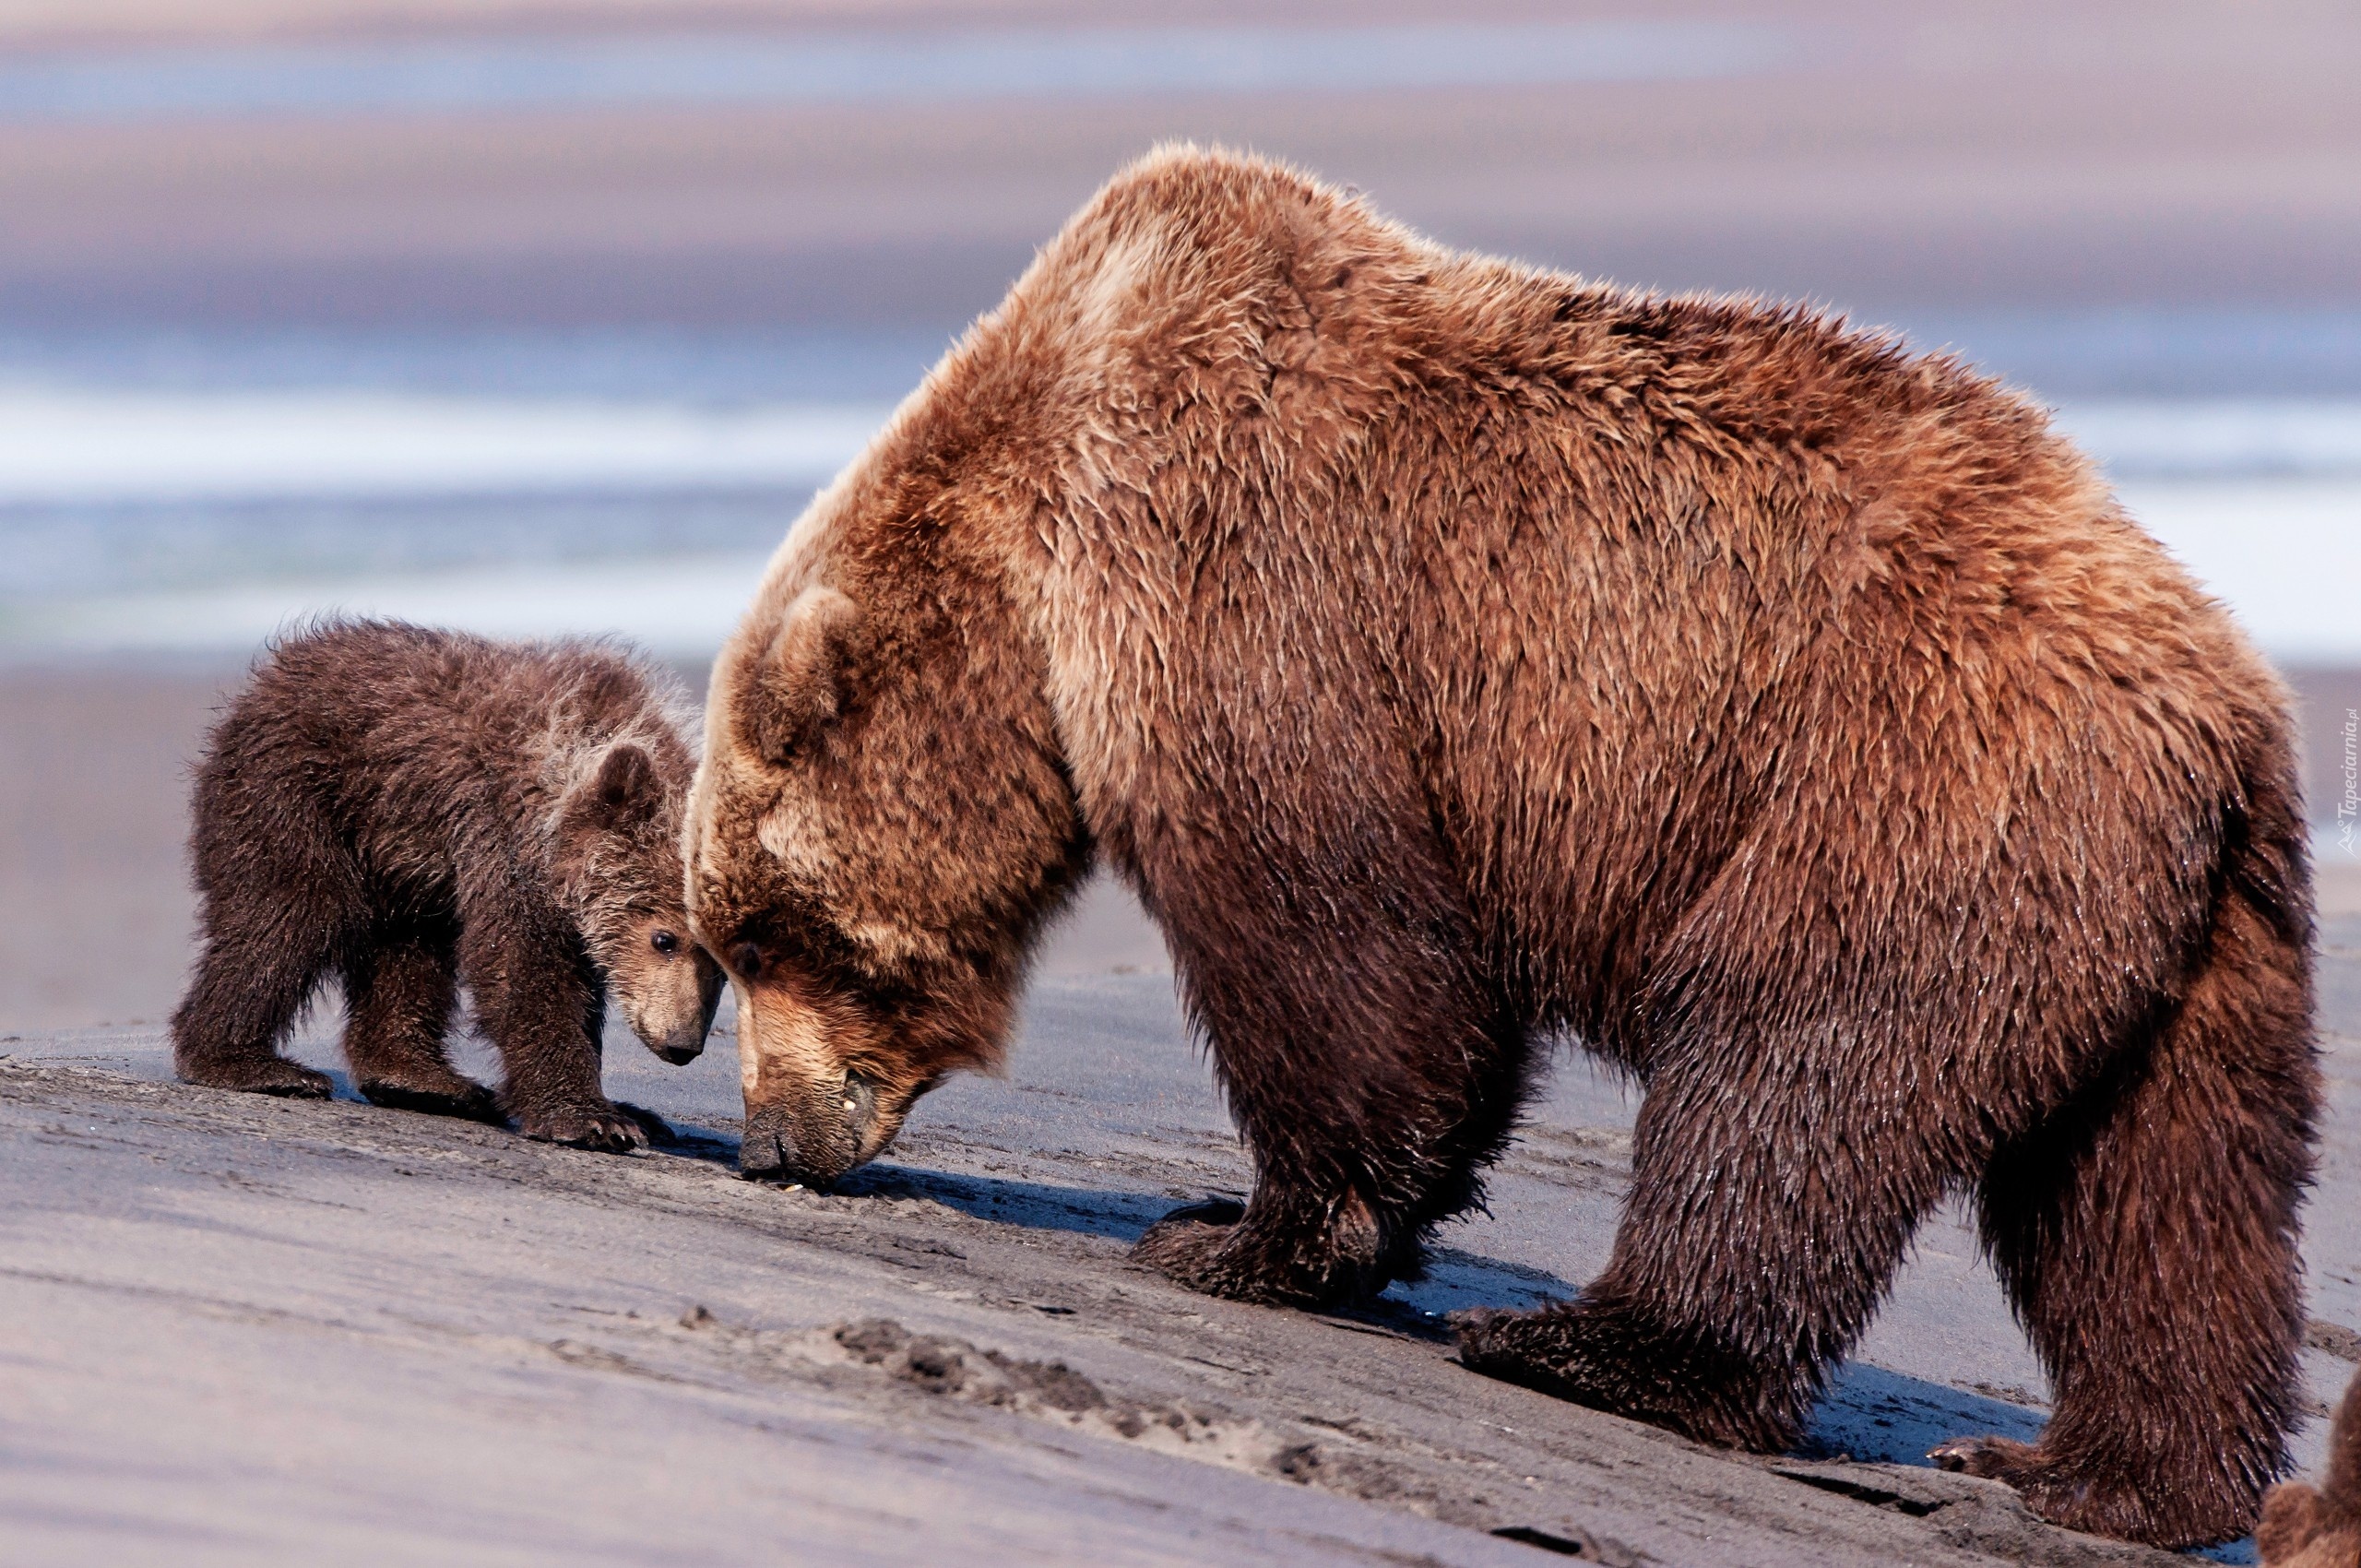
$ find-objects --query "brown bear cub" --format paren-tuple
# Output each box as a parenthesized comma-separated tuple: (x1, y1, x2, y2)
(173, 620, 722, 1152)
(2260, 1370, 2361, 1567)
(686, 147, 2316, 1548)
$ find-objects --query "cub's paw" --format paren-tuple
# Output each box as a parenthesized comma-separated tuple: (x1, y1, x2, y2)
(360, 1076, 502, 1123)
(611, 1100, 677, 1146)
(185, 1056, 333, 1099)
(518, 1100, 649, 1154)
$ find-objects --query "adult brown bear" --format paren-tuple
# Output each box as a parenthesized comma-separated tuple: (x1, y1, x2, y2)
(685, 147, 2317, 1548)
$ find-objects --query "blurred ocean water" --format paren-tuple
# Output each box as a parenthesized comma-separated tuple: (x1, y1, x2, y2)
(0, 317, 2353, 661)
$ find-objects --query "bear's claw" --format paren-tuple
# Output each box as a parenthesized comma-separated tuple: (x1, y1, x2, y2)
(612, 1100, 676, 1146)
(1928, 1434, 2035, 1479)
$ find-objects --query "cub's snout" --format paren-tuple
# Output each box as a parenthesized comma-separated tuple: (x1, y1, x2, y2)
(612, 919, 724, 1065)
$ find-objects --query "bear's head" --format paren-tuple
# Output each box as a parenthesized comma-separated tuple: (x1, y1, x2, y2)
(686, 499, 1087, 1187)
(556, 740, 725, 1064)
(685, 144, 1352, 1184)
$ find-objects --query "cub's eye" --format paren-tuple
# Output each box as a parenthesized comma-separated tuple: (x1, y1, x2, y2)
(650, 930, 681, 956)
(730, 943, 765, 980)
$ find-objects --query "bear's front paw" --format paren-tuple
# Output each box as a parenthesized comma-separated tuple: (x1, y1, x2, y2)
(519, 1100, 649, 1154)
(1132, 1197, 1382, 1309)
(1457, 1304, 1797, 1452)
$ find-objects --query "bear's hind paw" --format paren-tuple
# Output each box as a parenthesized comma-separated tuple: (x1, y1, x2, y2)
(1931, 1435, 2254, 1550)
(1133, 1201, 1252, 1293)
(1927, 1433, 2038, 1480)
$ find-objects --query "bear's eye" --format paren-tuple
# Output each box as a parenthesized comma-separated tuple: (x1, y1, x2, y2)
(650, 930, 680, 956)
(731, 943, 765, 980)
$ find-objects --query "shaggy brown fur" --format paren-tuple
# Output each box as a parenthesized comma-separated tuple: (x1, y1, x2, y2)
(2260, 1372, 2361, 1567)
(684, 147, 2318, 1548)
(174, 621, 722, 1151)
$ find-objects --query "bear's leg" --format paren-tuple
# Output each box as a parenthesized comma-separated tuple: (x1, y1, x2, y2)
(1131, 882, 1526, 1307)
(341, 920, 500, 1123)
(1935, 889, 2314, 1550)
(1457, 1053, 1952, 1451)
(457, 895, 647, 1154)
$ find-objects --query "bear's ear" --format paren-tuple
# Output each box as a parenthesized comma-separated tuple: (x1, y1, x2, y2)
(563, 742, 661, 837)
(735, 585, 860, 765)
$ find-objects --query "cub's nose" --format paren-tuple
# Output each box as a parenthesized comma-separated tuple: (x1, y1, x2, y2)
(654, 1039, 703, 1065)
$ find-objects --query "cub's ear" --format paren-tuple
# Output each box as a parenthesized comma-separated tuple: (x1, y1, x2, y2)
(563, 742, 661, 837)
(734, 585, 860, 765)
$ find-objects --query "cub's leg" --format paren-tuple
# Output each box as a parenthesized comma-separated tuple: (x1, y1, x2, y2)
(457, 889, 645, 1153)
(1938, 884, 2315, 1550)
(172, 783, 358, 1099)
(1457, 1037, 1955, 1452)
(341, 915, 499, 1122)
(1129, 837, 1529, 1307)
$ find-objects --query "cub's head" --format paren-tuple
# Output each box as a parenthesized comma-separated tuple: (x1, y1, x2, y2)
(688, 562, 1086, 1189)
(556, 740, 725, 1065)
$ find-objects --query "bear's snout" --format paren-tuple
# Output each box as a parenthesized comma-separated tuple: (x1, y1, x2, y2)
(739, 1082, 873, 1189)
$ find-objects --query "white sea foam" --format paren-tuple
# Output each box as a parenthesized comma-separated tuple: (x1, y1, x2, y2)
(2053, 398, 2361, 479)
(0, 389, 891, 505)
(2117, 479, 2361, 663)
(0, 552, 775, 659)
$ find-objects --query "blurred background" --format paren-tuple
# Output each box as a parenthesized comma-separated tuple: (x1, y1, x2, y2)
(0, 0, 2355, 1029)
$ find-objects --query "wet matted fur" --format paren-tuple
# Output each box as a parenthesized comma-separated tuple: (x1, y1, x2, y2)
(686, 147, 2318, 1547)
(174, 620, 722, 1151)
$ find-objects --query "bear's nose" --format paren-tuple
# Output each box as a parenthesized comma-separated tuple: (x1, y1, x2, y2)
(738, 1102, 856, 1188)
(737, 1109, 799, 1182)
